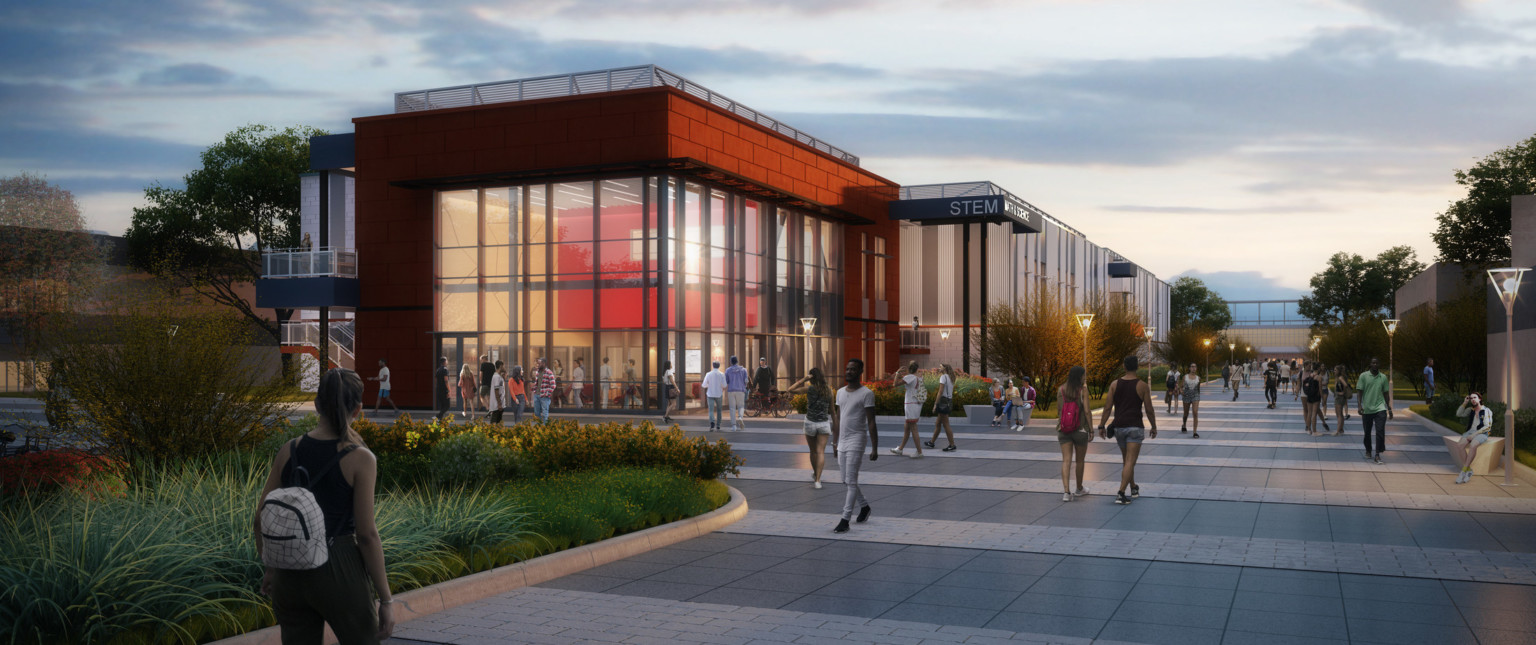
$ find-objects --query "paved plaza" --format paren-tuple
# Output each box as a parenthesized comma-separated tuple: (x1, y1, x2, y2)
(380, 390, 1536, 644)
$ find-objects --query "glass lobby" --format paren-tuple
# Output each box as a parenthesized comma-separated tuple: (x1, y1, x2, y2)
(434, 176, 844, 413)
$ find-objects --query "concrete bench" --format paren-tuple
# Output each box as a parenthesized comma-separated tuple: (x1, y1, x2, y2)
(965, 404, 999, 424)
(1444, 435, 1504, 475)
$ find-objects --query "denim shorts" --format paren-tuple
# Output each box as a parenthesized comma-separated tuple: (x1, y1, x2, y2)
(1462, 431, 1490, 447)
(1113, 426, 1146, 447)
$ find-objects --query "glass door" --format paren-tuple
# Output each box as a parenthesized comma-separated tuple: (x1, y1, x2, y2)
(433, 333, 480, 412)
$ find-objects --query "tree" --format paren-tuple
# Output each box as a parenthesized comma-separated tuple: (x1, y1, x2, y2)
(124, 124, 326, 342)
(1169, 277, 1231, 332)
(1315, 317, 1388, 377)
(1155, 326, 1220, 377)
(972, 289, 1076, 410)
(1393, 291, 1485, 397)
(1298, 246, 1425, 328)
(1084, 296, 1146, 395)
(0, 174, 101, 361)
(1432, 133, 1536, 268)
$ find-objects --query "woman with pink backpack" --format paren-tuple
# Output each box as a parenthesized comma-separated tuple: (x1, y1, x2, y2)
(1056, 366, 1093, 501)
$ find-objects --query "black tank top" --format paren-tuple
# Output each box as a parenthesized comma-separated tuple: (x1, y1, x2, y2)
(282, 435, 356, 539)
(1111, 377, 1145, 428)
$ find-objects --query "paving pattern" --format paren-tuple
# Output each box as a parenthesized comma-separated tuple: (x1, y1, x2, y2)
(385, 391, 1536, 644)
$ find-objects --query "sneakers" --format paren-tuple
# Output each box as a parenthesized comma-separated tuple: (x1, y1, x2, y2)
(1364, 450, 1374, 461)
(1063, 492, 1073, 502)
(910, 452, 924, 459)
(889, 448, 904, 457)
(1075, 486, 1088, 496)
(923, 440, 936, 448)
(943, 444, 957, 452)
(857, 505, 872, 523)
(813, 481, 822, 489)
(1374, 455, 1383, 465)
(1455, 470, 1471, 484)
(1014, 425, 1024, 432)
(833, 519, 850, 533)
(1131, 484, 1141, 499)
(1181, 426, 1188, 433)
(1192, 432, 1200, 439)
(1114, 492, 1132, 505)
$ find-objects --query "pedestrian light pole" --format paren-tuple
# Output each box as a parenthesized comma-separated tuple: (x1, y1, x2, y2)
(1202, 338, 1212, 382)
(1489, 267, 1528, 486)
(800, 317, 817, 377)
(1382, 319, 1399, 394)
(1144, 326, 1157, 368)
(1228, 342, 1235, 368)
(1075, 314, 1095, 369)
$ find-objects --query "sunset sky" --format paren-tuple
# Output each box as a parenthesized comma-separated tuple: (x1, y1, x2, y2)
(5, 0, 1535, 300)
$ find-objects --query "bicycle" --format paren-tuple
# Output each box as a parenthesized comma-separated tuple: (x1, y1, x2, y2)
(747, 390, 790, 418)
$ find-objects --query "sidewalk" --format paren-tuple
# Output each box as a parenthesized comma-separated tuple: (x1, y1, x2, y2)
(386, 394, 1536, 644)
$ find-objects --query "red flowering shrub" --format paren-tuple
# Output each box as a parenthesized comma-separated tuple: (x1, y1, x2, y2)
(0, 449, 126, 497)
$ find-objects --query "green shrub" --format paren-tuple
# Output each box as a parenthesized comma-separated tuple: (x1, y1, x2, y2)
(429, 431, 520, 487)
(512, 467, 729, 551)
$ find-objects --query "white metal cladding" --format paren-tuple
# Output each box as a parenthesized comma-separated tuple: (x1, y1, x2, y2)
(394, 65, 860, 166)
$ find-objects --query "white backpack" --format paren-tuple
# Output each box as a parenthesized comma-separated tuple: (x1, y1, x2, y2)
(260, 439, 354, 570)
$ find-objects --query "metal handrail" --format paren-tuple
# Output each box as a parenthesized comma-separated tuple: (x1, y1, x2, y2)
(263, 247, 358, 278)
(393, 65, 860, 166)
(281, 321, 355, 360)
(899, 330, 931, 349)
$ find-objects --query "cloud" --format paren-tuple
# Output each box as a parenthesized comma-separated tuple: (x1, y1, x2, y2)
(1174, 270, 1309, 302)
(1341, 0, 1468, 27)
(138, 63, 237, 86)
(1103, 201, 1334, 216)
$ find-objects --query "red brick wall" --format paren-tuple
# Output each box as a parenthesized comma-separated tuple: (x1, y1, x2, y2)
(352, 86, 898, 407)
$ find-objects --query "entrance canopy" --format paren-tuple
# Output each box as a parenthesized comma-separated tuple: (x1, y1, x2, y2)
(891, 181, 1044, 234)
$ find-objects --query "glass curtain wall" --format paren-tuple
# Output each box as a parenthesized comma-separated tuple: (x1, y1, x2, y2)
(434, 175, 842, 413)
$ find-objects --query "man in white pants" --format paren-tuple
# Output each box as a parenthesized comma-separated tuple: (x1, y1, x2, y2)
(725, 356, 750, 431)
(571, 358, 586, 407)
(832, 358, 879, 534)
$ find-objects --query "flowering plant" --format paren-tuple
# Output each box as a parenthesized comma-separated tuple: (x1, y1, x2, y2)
(0, 448, 127, 497)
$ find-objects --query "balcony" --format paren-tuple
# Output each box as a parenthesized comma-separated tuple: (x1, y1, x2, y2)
(263, 247, 357, 278)
(255, 247, 361, 310)
(900, 330, 931, 351)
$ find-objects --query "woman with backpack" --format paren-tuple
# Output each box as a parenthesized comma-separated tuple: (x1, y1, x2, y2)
(1057, 365, 1093, 501)
(1332, 365, 1352, 433)
(1164, 365, 1179, 414)
(1301, 364, 1323, 435)
(254, 368, 394, 643)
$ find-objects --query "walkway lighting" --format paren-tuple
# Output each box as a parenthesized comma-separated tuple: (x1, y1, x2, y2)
(1489, 267, 1528, 486)
(1075, 314, 1094, 367)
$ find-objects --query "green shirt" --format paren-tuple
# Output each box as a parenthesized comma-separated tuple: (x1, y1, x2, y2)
(1356, 371, 1391, 414)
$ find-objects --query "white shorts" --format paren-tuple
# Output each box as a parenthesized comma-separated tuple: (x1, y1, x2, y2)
(804, 419, 831, 436)
(905, 403, 922, 420)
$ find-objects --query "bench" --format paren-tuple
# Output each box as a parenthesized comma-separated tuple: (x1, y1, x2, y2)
(964, 405, 997, 424)
(1444, 435, 1504, 475)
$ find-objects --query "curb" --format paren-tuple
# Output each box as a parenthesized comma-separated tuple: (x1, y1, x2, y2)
(215, 484, 749, 645)
(1401, 407, 1536, 485)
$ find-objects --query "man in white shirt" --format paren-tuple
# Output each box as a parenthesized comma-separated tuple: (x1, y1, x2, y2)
(832, 358, 879, 533)
(572, 358, 586, 407)
(701, 361, 727, 430)
(367, 358, 399, 415)
(600, 357, 614, 409)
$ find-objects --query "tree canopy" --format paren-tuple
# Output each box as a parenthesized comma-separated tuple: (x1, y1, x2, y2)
(1169, 276, 1231, 332)
(0, 174, 100, 357)
(124, 124, 325, 339)
(1297, 246, 1425, 328)
(1432, 133, 1536, 268)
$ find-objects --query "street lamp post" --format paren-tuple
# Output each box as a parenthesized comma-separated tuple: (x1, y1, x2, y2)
(1489, 268, 1528, 486)
(1075, 314, 1095, 368)
(1382, 319, 1399, 395)
(800, 317, 817, 376)
(1202, 338, 1212, 382)
(1144, 326, 1157, 369)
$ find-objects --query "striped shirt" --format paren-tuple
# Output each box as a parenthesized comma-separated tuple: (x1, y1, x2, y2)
(533, 367, 557, 398)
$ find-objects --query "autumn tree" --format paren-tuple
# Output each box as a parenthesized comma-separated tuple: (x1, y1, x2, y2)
(972, 289, 1077, 409)
(1432, 133, 1536, 268)
(0, 174, 101, 361)
(1083, 296, 1146, 395)
(124, 124, 325, 343)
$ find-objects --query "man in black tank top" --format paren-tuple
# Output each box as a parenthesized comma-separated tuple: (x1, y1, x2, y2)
(1098, 355, 1158, 505)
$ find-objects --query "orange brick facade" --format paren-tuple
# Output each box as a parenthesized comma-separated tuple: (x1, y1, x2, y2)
(352, 87, 900, 407)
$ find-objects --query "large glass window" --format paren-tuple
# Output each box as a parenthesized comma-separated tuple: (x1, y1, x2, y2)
(433, 175, 845, 412)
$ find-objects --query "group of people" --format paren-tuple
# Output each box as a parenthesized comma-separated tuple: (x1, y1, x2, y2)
(690, 356, 779, 431)
(425, 356, 558, 425)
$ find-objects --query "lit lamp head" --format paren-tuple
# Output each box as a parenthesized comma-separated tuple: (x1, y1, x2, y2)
(1203, 338, 1211, 348)
(939, 329, 951, 341)
(1144, 326, 1156, 340)
(1488, 267, 1529, 311)
(1228, 343, 1235, 351)
(1075, 313, 1095, 332)
(800, 317, 817, 335)
(1382, 319, 1399, 337)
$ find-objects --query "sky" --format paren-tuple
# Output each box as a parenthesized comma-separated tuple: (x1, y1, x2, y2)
(4, 0, 1535, 301)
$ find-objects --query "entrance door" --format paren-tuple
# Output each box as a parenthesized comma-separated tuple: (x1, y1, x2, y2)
(434, 333, 481, 412)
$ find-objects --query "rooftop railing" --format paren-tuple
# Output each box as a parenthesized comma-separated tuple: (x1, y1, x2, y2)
(263, 247, 357, 278)
(394, 65, 860, 166)
(899, 181, 1081, 238)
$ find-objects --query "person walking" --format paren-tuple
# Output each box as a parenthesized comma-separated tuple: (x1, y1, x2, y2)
(255, 369, 395, 644)
(1230, 363, 1241, 401)
(531, 357, 556, 423)
(1301, 364, 1323, 436)
(923, 363, 958, 452)
(890, 361, 926, 458)
(1013, 377, 1037, 431)
(551, 358, 566, 407)
(571, 358, 586, 408)
(1057, 365, 1093, 501)
(1177, 363, 1202, 438)
(661, 361, 679, 423)
(599, 357, 614, 409)
(508, 365, 527, 425)
(1331, 365, 1352, 433)
(1098, 356, 1158, 505)
(457, 363, 477, 418)
(487, 361, 507, 425)
(1312, 363, 1331, 433)
(1356, 357, 1393, 464)
(788, 367, 834, 488)
(1222, 363, 1232, 392)
(752, 357, 776, 399)
(725, 356, 749, 431)
(1292, 360, 1303, 401)
(1165, 365, 1179, 414)
(366, 359, 398, 416)
(1279, 360, 1291, 399)
(434, 357, 451, 421)
(478, 355, 495, 417)
(1423, 358, 1436, 403)
(702, 361, 726, 430)
(1453, 393, 1494, 484)
(990, 380, 1007, 427)
(1263, 361, 1280, 409)
(832, 358, 879, 533)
